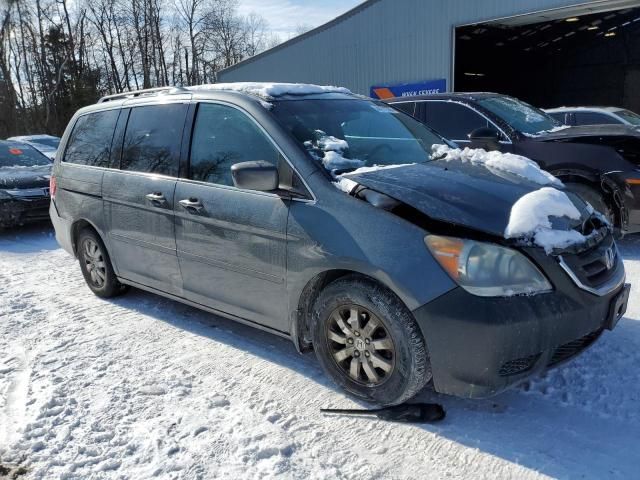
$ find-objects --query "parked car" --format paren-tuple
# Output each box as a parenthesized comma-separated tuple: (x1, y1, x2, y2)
(0, 140, 52, 228)
(387, 93, 640, 235)
(50, 85, 629, 405)
(7, 134, 61, 160)
(545, 106, 640, 127)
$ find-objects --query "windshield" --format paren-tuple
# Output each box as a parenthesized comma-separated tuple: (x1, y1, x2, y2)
(271, 99, 450, 172)
(477, 96, 562, 135)
(615, 109, 640, 126)
(0, 144, 51, 168)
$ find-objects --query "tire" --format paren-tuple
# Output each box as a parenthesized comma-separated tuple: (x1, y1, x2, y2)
(77, 228, 128, 298)
(311, 275, 431, 406)
(564, 182, 615, 226)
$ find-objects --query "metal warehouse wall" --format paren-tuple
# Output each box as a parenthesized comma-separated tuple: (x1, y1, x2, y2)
(217, 0, 614, 94)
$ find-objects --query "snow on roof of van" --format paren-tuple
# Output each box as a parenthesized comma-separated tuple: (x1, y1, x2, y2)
(187, 82, 352, 100)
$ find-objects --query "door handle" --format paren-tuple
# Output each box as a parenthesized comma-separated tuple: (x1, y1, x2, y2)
(145, 192, 167, 205)
(179, 198, 204, 213)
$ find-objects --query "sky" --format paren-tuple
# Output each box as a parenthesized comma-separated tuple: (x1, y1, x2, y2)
(237, 0, 364, 40)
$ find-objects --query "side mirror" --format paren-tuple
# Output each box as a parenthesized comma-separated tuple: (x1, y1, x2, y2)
(231, 161, 279, 191)
(469, 127, 501, 151)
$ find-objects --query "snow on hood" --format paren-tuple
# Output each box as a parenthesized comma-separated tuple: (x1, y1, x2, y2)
(504, 187, 597, 253)
(432, 144, 562, 187)
(188, 82, 351, 101)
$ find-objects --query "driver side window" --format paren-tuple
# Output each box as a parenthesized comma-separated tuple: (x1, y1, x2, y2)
(190, 103, 280, 186)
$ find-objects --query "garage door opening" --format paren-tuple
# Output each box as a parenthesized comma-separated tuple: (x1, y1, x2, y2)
(454, 5, 640, 112)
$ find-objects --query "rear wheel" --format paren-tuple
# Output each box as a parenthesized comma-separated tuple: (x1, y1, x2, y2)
(312, 275, 431, 405)
(77, 229, 128, 298)
(564, 182, 615, 226)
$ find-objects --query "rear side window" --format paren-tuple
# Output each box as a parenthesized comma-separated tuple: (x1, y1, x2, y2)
(121, 104, 187, 176)
(574, 112, 620, 126)
(423, 102, 490, 140)
(189, 103, 280, 186)
(64, 110, 120, 167)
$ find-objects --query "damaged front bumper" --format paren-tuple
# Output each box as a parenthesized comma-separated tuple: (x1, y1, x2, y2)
(412, 241, 629, 399)
(0, 196, 51, 227)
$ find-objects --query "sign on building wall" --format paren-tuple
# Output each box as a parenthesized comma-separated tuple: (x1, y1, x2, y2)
(370, 79, 447, 99)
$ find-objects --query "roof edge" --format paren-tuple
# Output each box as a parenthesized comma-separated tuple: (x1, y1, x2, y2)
(218, 0, 381, 76)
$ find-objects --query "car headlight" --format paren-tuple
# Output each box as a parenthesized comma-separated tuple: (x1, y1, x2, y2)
(425, 235, 553, 297)
(0, 189, 12, 200)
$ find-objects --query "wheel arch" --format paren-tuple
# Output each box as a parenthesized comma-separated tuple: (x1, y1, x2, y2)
(291, 269, 410, 353)
(70, 218, 107, 258)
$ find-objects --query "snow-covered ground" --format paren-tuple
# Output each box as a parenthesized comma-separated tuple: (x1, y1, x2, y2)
(1, 224, 639, 479)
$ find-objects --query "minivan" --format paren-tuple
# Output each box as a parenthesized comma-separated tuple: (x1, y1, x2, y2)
(51, 84, 629, 405)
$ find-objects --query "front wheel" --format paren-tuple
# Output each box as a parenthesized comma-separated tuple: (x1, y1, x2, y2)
(312, 275, 431, 406)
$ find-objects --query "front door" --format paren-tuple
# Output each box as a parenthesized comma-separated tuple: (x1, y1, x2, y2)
(175, 102, 290, 331)
(103, 102, 189, 295)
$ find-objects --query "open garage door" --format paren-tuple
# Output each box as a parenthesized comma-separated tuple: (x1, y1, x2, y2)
(454, 2, 640, 112)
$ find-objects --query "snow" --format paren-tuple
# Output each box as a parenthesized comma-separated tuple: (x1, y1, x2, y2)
(432, 145, 563, 187)
(521, 125, 571, 137)
(504, 187, 595, 253)
(1, 225, 640, 479)
(187, 82, 351, 100)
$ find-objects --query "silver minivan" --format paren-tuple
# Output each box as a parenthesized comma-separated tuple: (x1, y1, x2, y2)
(50, 84, 628, 405)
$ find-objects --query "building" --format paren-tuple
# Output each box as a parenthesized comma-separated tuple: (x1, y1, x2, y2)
(218, 0, 640, 111)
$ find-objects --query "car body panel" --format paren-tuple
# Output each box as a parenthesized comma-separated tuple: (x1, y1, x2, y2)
(103, 170, 182, 296)
(49, 86, 626, 401)
(174, 180, 290, 330)
(344, 161, 542, 238)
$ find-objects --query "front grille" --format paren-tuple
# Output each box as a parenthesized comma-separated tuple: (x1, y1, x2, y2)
(547, 329, 602, 367)
(559, 233, 619, 289)
(499, 353, 541, 377)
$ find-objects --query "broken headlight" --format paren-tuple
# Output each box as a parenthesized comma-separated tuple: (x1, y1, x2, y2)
(425, 235, 553, 297)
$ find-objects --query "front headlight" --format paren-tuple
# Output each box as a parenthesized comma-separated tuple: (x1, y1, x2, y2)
(0, 189, 12, 200)
(425, 235, 553, 297)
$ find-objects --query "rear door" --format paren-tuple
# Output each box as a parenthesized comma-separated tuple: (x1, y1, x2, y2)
(174, 102, 290, 331)
(103, 101, 189, 295)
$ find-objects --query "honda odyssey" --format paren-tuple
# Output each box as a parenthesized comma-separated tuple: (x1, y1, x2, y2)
(50, 84, 629, 405)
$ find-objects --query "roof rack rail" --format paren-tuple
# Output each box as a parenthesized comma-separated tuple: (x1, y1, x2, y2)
(98, 86, 188, 103)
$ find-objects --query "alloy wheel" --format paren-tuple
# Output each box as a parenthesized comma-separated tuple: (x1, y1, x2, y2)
(83, 238, 106, 288)
(326, 305, 395, 386)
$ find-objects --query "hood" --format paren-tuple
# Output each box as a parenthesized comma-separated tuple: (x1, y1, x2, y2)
(536, 124, 640, 140)
(0, 165, 52, 189)
(344, 160, 587, 238)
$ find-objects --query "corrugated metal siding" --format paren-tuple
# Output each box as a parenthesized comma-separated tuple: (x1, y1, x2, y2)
(217, 0, 614, 94)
